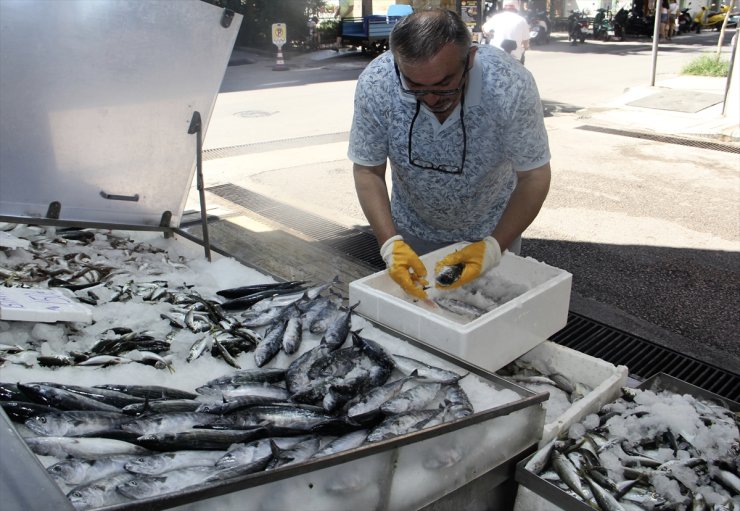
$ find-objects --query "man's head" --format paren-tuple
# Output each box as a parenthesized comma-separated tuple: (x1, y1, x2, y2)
(390, 9, 471, 66)
(502, 0, 519, 11)
(389, 9, 475, 114)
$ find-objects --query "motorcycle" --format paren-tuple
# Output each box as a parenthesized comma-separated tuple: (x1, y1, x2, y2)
(692, 4, 730, 32)
(676, 7, 693, 34)
(592, 8, 615, 41)
(526, 9, 551, 45)
(567, 10, 587, 44)
(613, 7, 655, 39)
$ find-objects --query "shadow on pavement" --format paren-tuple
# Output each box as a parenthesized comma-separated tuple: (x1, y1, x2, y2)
(522, 237, 740, 374)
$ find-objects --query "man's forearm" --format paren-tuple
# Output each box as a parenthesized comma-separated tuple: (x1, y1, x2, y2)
(353, 163, 397, 245)
(491, 163, 551, 250)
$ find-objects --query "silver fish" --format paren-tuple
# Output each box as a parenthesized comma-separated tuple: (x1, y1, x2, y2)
(25, 410, 129, 437)
(267, 435, 321, 469)
(116, 466, 218, 500)
(347, 377, 410, 422)
(434, 297, 487, 319)
(124, 450, 225, 475)
(254, 319, 288, 367)
(551, 451, 589, 501)
(321, 302, 360, 350)
(392, 354, 465, 384)
(435, 263, 464, 287)
(47, 455, 137, 486)
(25, 436, 151, 458)
(380, 382, 442, 415)
(67, 472, 137, 511)
(366, 409, 441, 443)
(121, 412, 220, 436)
(186, 334, 213, 363)
(312, 429, 368, 458)
(281, 307, 303, 355)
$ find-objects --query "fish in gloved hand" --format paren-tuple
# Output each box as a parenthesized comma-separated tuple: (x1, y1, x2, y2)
(434, 237, 501, 289)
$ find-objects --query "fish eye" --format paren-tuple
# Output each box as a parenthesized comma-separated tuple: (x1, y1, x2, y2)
(40, 417, 47, 423)
(71, 492, 82, 498)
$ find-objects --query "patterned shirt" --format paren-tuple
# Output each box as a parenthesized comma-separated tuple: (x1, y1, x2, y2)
(348, 45, 550, 244)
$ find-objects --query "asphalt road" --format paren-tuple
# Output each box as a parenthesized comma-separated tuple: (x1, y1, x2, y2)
(199, 30, 739, 374)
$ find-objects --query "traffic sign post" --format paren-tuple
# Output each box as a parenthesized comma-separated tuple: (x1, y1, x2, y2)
(272, 23, 288, 71)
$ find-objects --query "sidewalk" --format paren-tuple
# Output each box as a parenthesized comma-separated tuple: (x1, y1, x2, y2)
(580, 75, 740, 141)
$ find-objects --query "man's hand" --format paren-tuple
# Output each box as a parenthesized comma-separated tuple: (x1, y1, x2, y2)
(380, 235, 429, 300)
(434, 237, 501, 289)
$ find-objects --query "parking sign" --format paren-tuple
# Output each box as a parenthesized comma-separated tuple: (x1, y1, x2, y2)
(272, 23, 287, 48)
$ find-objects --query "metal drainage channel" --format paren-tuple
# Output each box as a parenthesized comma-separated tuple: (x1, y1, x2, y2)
(577, 125, 740, 154)
(550, 312, 740, 403)
(208, 184, 740, 404)
(207, 183, 385, 269)
(202, 132, 349, 161)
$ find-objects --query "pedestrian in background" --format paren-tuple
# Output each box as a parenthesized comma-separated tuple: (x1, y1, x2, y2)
(333, 0, 355, 51)
(667, 0, 678, 39)
(349, 9, 550, 300)
(660, 0, 670, 40)
(482, 0, 530, 64)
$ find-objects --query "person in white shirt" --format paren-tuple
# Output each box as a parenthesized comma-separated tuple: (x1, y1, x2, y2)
(482, 0, 530, 64)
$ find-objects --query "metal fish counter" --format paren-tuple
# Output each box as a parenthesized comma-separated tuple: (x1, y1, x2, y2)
(516, 374, 740, 511)
(0, 225, 548, 511)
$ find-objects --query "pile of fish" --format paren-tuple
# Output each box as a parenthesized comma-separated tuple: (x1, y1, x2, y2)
(524, 386, 740, 510)
(1, 224, 484, 510)
(429, 265, 530, 321)
(1, 342, 473, 510)
(0, 224, 354, 371)
(497, 358, 593, 423)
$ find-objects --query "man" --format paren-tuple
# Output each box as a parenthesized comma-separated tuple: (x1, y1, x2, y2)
(482, 0, 530, 63)
(350, 9, 550, 300)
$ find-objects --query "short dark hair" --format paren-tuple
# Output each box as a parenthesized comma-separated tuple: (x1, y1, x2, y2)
(390, 9, 471, 66)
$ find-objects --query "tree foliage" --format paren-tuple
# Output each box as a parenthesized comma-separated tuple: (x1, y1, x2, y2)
(202, 0, 330, 48)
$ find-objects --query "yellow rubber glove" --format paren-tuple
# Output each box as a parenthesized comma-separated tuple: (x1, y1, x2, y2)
(380, 235, 429, 300)
(434, 236, 501, 289)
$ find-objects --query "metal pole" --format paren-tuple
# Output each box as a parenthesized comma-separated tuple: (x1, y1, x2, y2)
(188, 111, 212, 262)
(650, 1, 662, 86)
(716, 0, 735, 57)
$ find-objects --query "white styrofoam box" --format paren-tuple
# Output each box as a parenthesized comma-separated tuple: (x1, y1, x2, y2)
(512, 342, 628, 511)
(0, 287, 92, 323)
(349, 246, 572, 374)
(517, 340, 628, 447)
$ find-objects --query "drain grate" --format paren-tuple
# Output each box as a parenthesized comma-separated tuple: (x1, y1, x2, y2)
(207, 184, 739, 403)
(204, 132, 349, 161)
(207, 183, 384, 269)
(577, 125, 740, 153)
(551, 312, 739, 403)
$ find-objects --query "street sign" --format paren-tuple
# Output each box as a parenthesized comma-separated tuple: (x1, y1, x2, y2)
(272, 23, 287, 48)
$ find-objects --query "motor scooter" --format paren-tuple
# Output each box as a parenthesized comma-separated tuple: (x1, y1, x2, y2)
(592, 8, 615, 41)
(567, 10, 587, 44)
(676, 7, 693, 33)
(527, 9, 551, 45)
(613, 7, 655, 39)
(692, 4, 730, 32)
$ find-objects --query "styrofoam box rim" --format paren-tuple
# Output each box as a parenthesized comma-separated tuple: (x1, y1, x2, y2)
(520, 341, 628, 446)
(350, 247, 573, 333)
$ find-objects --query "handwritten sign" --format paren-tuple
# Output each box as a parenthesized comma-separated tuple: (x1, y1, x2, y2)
(0, 287, 92, 323)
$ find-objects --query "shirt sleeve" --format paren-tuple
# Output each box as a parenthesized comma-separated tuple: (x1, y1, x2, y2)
(503, 69, 550, 172)
(347, 65, 391, 167)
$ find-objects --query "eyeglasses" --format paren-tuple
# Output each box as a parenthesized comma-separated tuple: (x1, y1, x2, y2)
(395, 54, 470, 98)
(407, 93, 467, 174)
